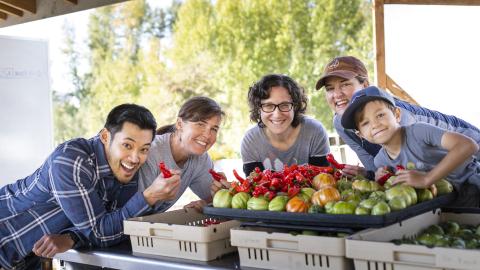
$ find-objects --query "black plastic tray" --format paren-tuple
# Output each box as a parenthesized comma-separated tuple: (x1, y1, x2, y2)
(203, 192, 456, 228)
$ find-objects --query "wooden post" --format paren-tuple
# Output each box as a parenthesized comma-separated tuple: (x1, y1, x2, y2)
(373, 0, 387, 89)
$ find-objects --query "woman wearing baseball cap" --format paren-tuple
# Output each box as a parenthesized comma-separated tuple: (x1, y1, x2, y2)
(317, 56, 480, 180)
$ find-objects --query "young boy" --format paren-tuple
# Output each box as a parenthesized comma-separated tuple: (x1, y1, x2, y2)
(341, 86, 480, 207)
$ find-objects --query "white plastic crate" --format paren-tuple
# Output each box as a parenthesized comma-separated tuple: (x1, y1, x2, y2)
(230, 226, 354, 270)
(124, 208, 240, 261)
(346, 209, 480, 270)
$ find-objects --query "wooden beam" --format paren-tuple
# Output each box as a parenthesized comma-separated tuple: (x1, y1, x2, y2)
(0, 2, 23, 16)
(386, 74, 419, 105)
(0, 0, 36, 13)
(65, 0, 78, 4)
(385, 0, 480, 5)
(0, 10, 7, 20)
(373, 0, 387, 89)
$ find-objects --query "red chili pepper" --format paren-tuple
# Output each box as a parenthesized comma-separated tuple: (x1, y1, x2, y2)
(396, 165, 405, 172)
(269, 178, 281, 190)
(287, 185, 300, 198)
(208, 169, 223, 181)
(231, 181, 251, 193)
(159, 162, 172, 178)
(233, 169, 246, 184)
(309, 165, 334, 175)
(264, 191, 276, 201)
(333, 170, 343, 180)
(377, 172, 393, 186)
(326, 153, 345, 170)
(252, 186, 269, 197)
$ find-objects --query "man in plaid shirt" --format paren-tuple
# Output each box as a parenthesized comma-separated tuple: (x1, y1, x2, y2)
(0, 104, 181, 269)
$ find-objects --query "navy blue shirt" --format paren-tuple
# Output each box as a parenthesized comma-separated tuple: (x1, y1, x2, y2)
(0, 136, 153, 269)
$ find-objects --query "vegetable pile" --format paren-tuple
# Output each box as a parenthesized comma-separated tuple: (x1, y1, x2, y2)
(392, 221, 480, 249)
(212, 159, 454, 215)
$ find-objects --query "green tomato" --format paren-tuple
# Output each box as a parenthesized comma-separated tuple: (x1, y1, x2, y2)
(355, 206, 370, 215)
(435, 179, 454, 195)
(332, 201, 356, 215)
(369, 191, 386, 201)
(359, 198, 379, 210)
(324, 201, 336, 214)
(308, 204, 325, 213)
(212, 189, 233, 208)
(231, 192, 251, 209)
(300, 188, 316, 200)
(302, 230, 319, 236)
(416, 188, 433, 203)
(424, 224, 444, 235)
(388, 196, 408, 211)
(268, 195, 289, 211)
(371, 201, 391, 215)
(247, 196, 269, 211)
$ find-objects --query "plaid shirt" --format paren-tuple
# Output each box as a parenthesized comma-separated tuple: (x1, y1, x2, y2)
(0, 136, 152, 269)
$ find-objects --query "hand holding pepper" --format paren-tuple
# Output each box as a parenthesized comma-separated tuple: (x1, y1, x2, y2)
(143, 168, 181, 206)
(375, 166, 393, 186)
(209, 169, 230, 198)
(326, 153, 345, 170)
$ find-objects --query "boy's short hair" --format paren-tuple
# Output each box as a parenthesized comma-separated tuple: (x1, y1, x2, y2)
(341, 86, 396, 130)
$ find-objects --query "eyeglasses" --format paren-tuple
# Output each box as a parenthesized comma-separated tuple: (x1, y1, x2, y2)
(260, 102, 294, 113)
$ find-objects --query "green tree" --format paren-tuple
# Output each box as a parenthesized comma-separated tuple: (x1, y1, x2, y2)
(55, 0, 372, 159)
(171, 0, 373, 156)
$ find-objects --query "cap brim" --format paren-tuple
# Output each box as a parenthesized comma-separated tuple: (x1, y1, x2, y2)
(341, 96, 393, 130)
(315, 70, 358, 90)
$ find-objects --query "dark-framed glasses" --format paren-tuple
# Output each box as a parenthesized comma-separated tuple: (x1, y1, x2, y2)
(260, 102, 294, 113)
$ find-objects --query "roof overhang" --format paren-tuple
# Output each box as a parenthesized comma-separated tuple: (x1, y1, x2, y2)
(0, 0, 129, 28)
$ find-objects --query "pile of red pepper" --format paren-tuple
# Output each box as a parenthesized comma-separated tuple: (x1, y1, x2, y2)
(230, 164, 335, 200)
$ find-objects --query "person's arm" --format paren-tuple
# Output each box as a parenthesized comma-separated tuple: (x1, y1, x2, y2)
(394, 131, 478, 188)
(189, 156, 225, 202)
(307, 119, 330, 167)
(240, 129, 265, 175)
(32, 227, 88, 258)
(243, 162, 264, 176)
(51, 154, 154, 248)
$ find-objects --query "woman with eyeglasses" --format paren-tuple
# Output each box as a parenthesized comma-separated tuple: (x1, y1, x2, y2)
(241, 74, 330, 176)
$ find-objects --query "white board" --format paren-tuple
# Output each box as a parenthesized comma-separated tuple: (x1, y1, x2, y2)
(0, 36, 53, 185)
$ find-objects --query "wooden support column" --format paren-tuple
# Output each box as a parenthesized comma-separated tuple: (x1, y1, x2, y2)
(373, 0, 387, 89)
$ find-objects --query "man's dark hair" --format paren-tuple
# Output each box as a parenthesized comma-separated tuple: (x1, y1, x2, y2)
(248, 74, 308, 128)
(104, 104, 157, 140)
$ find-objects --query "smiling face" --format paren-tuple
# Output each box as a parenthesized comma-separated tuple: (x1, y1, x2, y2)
(101, 121, 153, 184)
(356, 100, 402, 145)
(176, 115, 221, 157)
(324, 76, 368, 115)
(260, 86, 295, 136)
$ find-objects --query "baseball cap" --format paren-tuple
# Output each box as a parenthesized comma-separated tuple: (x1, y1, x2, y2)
(341, 86, 396, 130)
(315, 56, 368, 90)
